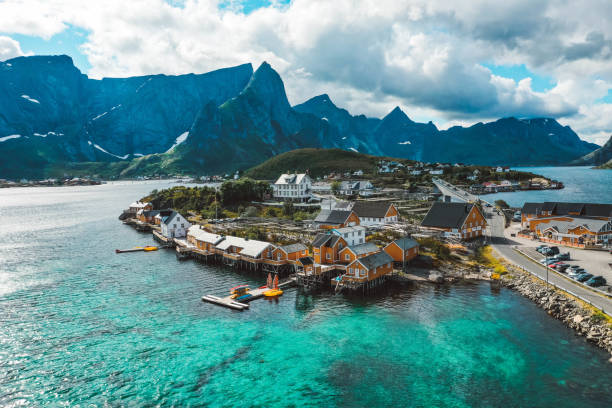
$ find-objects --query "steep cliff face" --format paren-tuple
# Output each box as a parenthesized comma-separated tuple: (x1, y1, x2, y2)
(0, 54, 602, 178)
(0, 56, 253, 176)
(296, 94, 599, 166)
(570, 135, 612, 166)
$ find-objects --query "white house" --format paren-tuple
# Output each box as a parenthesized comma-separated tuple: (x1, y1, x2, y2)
(331, 226, 367, 246)
(429, 169, 443, 175)
(273, 173, 312, 201)
(351, 201, 400, 226)
(339, 180, 375, 196)
(353, 169, 364, 176)
(161, 211, 191, 238)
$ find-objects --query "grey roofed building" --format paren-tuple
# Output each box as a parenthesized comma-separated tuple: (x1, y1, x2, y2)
(312, 233, 344, 248)
(536, 218, 612, 234)
(298, 256, 314, 265)
(390, 237, 419, 250)
(279, 243, 308, 254)
(354, 251, 393, 270)
(522, 202, 612, 219)
(421, 202, 475, 229)
(345, 242, 379, 256)
(351, 201, 395, 218)
(314, 209, 355, 225)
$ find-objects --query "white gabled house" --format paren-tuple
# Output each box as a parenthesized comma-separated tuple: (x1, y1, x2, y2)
(273, 173, 312, 201)
(161, 210, 191, 238)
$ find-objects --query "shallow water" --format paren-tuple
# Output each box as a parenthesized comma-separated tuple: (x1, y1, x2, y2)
(1, 181, 612, 407)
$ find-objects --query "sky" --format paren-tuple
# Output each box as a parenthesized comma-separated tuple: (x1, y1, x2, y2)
(0, 0, 611, 145)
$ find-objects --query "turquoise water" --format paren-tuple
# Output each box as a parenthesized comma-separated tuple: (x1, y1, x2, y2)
(485, 166, 612, 207)
(1, 181, 612, 407)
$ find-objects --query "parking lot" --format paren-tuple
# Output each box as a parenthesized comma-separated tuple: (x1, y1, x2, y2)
(506, 222, 612, 286)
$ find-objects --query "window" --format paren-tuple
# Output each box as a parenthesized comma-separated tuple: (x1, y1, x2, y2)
(349, 267, 353, 274)
(181, 223, 185, 228)
(345, 254, 350, 260)
(326, 253, 330, 260)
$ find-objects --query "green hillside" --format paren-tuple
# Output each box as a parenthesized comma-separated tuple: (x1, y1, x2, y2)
(244, 148, 411, 180)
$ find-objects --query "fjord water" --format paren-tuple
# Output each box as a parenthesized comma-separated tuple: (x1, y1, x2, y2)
(486, 166, 612, 207)
(1, 178, 612, 407)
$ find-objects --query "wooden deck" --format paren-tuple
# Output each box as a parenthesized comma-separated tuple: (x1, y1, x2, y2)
(201, 277, 296, 311)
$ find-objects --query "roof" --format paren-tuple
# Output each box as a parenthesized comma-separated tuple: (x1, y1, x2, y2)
(298, 256, 314, 265)
(388, 237, 419, 251)
(314, 209, 354, 225)
(274, 173, 309, 185)
(354, 251, 393, 270)
(421, 202, 476, 229)
(312, 233, 343, 248)
(187, 225, 225, 245)
(332, 226, 366, 235)
(344, 242, 379, 256)
(162, 210, 185, 225)
(352, 201, 395, 218)
(215, 236, 274, 258)
(536, 218, 612, 234)
(524, 202, 612, 218)
(340, 180, 373, 190)
(279, 243, 307, 254)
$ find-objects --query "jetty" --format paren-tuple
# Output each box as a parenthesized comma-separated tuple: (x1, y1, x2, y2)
(201, 277, 296, 311)
(115, 246, 158, 254)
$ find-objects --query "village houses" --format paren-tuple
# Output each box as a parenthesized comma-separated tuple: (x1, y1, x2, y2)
(272, 173, 312, 202)
(160, 211, 191, 238)
(421, 202, 487, 240)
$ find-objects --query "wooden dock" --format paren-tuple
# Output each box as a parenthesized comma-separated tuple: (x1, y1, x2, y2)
(201, 277, 296, 311)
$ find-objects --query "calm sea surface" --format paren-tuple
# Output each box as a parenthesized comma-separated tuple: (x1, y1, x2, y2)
(1, 179, 612, 407)
(485, 166, 611, 206)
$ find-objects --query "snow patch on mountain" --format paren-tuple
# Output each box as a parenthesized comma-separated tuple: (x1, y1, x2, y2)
(0, 134, 21, 142)
(88, 140, 130, 159)
(348, 147, 358, 152)
(398, 141, 411, 145)
(166, 131, 189, 152)
(21, 95, 40, 104)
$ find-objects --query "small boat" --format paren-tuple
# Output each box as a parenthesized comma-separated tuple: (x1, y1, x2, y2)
(230, 285, 250, 299)
(143, 246, 158, 251)
(236, 293, 253, 301)
(264, 289, 283, 297)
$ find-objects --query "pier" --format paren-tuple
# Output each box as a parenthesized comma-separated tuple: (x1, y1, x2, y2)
(201, 277, 296, 311)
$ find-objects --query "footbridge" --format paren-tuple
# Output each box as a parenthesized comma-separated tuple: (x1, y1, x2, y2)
(431, 177, 491, 205)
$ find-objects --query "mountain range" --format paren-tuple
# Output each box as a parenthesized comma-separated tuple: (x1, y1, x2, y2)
(0, 55, 602, 178)
(570, 135, 612, 168)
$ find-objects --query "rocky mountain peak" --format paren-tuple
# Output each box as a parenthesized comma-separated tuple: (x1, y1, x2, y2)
(242, 61, 291, 113)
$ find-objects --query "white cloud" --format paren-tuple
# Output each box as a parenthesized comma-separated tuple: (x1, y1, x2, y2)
(0, 0, 610, 143)
(0, 36, 25, 61)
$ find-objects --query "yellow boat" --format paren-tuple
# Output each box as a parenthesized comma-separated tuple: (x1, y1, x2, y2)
(264, 289, 283, 297)
(143, 246, 158, 251)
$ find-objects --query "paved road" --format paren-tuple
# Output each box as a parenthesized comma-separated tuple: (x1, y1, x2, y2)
(486, 208, 612, 314)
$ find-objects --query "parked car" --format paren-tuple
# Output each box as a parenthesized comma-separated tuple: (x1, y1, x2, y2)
(586, 276, 607, 287)
(568, 265, 581, 272)
(551, 262, 567, 270)
(556, 264, 570, 273)
(536, 245, 549, 253)
(556, 252, 570, 261)
(576, 273, 593, 283)
(547, 246, 560, 255)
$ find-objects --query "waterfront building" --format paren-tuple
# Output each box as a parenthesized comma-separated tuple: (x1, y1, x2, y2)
(271, 243, 309, 262)
(187, 225, 225, 252)
(314, 209, 360, 229)
(312, 233, 348, 264)
(521, 202, 612, 226)
(128, 201, 152, 214)
(338, 242, 380, 264)
(420, 202, 487, 240)
(383, 237, 419, 263)
(339, 180, 375, 196)
(160, 211, 191, 238)
(351, 201, 399, 226)
(272, 173, 312, 202)
(342, 251, 394, 282)
(331, 226, 366, 246)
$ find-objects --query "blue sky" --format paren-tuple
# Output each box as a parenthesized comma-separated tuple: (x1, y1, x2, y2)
(0, 0, 610, 145)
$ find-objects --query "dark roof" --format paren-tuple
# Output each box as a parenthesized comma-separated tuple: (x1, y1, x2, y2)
(314, 209, 354, 225)
(389, 237, 419, 251)
(142, 210, 160, 217)
(162, 210, 186, 225)
(298, 256, 313, 265)
(355, 251, 393, 270)
(421, 202, 475, 229)
(521, 202, 544, 214)
(521, 202, 612, 218)
(345, 242, 379, 256)
(279, 243, 308, 254)
(311, 233, 343, 248)
(351, 201, 395, 218)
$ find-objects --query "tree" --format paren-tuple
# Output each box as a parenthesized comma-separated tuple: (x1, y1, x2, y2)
(494, 199, 510, 209)
(283, 201, 295, 217)
(331, 181, 341, 195)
